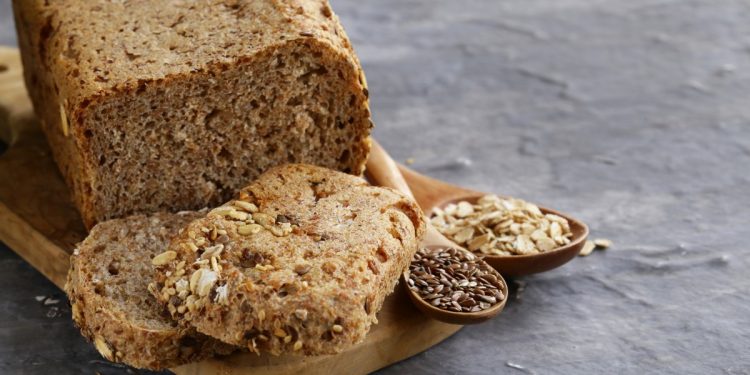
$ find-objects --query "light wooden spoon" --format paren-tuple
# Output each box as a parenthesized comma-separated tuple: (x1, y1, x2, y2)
(368, 140, 589, 277)
(366, 141, 507, 325)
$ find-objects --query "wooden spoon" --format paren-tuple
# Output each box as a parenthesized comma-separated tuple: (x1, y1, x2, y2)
(366, 141, 507, 325)
(369, 140, 589, 277)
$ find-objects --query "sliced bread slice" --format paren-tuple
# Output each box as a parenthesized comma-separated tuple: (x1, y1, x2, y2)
(65, 211, 234, 370)
(152, 164, 426, 355)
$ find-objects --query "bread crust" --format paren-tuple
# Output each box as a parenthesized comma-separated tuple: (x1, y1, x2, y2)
(12, 0, 372, 228)
(65, 212, 235, 370)
(153, 164, 426, 355)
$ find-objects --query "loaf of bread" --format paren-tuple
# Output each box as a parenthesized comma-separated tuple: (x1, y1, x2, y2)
(12, 0, 372, 229)
(65, 212, 235, 370)
(152, 164, 426, 355)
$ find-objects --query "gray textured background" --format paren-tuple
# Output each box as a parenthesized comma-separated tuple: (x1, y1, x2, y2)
(2, 0, 750, 374)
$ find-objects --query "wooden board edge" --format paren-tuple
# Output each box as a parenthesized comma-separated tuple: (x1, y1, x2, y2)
(0, 200, 70, 288)
(174, 306, 462, 375)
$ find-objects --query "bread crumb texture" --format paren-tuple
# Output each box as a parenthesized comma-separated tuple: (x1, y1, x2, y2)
(13, 0, 372, 228)
(153, 164, 426, 355)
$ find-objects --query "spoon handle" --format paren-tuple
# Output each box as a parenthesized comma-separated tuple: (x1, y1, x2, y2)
(366, 139, 458, 249)
(365, 139, 415, 200)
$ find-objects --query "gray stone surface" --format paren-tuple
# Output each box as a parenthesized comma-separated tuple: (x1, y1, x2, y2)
(1, 0, 749, 374)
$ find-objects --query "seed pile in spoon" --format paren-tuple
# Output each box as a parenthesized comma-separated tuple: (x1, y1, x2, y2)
(407, 247, 505, 313)
(431, 194, 573, 256)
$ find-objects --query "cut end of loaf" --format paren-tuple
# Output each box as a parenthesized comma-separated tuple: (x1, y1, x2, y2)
(14, 0, 373, 228)
(75, 38, 371, 228)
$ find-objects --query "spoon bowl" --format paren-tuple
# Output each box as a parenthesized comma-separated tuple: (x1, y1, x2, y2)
(428, 194, 589, 277)
(403, 245, 508, 325)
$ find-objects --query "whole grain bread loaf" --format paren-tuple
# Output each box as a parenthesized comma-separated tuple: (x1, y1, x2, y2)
(12, 0, 372, 229)
(65, 212, 235, 370)
(152, 164, 426, 355)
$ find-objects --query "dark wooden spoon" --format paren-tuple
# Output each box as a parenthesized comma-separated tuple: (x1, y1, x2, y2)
(366, 141, 507, 324)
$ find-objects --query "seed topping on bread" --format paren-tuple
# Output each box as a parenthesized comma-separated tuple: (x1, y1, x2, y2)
(153, 199, 298, 317)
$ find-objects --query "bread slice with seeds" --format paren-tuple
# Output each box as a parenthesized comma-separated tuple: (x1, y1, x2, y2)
(152, 164, 426, 355)
(65, 212, 235, 370)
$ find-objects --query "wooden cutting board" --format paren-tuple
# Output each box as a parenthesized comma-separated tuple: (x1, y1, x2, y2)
(0, 47, 462, 374)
